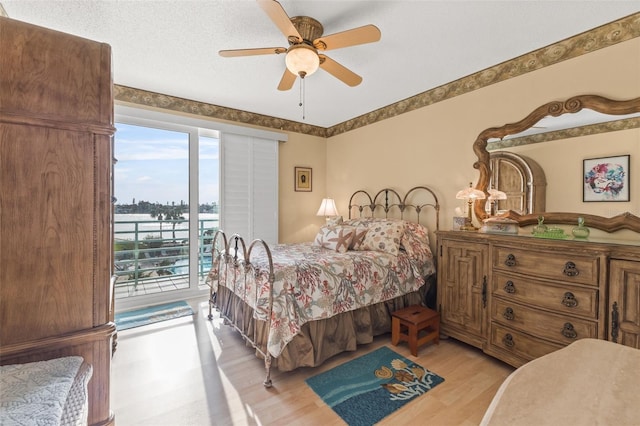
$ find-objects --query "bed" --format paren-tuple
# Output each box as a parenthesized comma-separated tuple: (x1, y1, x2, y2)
(206, 186, 440, 387)
(481, 339, 640, 425)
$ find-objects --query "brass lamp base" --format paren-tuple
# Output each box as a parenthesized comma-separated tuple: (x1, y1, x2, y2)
(460, 199, 479, 231)
(460, 220, 479, 231)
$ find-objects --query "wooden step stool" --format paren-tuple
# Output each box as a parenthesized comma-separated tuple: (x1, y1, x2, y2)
(391, 305, 440, 356)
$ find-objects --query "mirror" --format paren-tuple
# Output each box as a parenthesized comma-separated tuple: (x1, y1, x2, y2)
(473, 94, 640, 233)
(488, 151, 546, 215)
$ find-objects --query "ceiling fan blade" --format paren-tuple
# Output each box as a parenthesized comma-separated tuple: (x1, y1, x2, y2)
(257, 0, 302, 43)
(318, 55, 362, 87)
(219, 47, 286, 57)
(314, 25, 381, 51)
(277, 68, 297, 91)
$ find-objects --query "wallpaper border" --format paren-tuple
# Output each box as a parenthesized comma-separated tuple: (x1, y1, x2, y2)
(114, 12, 640, 139)
(487, 117, 640, 151)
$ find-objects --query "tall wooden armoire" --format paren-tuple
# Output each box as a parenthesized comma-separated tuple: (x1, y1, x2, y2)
(0, 17, 116, 425)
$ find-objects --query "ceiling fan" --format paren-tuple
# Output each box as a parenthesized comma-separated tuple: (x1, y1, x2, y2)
(219, 0, 381, 91)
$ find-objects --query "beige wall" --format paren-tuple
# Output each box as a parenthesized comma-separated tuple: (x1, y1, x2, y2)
(284, 37, 640, 243)
(278, 131, 327, 242)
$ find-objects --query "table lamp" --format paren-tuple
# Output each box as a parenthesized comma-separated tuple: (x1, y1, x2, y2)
(488, 188, 507, 216)
(316, 198, 339, 223)
(455, 183, 486, 231)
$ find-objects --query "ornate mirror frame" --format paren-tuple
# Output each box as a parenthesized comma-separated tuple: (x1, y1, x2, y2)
(473, 94, 640, 233)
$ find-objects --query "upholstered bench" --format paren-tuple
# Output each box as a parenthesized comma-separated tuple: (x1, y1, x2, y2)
(0, 356, 93, 426)
(391, 305, 440, 356)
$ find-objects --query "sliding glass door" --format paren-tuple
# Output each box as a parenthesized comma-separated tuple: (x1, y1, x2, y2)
(113, 105, 282, 312)
(113, 122, 219, 310)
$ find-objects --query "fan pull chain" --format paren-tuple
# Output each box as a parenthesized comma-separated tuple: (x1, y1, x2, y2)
(299, 76, 306, 120)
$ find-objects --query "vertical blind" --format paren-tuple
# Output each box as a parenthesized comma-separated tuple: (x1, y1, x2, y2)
(221, 132, 279, 245)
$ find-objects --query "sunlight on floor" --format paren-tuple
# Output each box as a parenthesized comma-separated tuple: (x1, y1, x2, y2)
(200, 302, 263, 425)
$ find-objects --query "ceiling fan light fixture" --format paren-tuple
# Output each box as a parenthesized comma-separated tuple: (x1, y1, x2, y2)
(285, 44, 319, 77)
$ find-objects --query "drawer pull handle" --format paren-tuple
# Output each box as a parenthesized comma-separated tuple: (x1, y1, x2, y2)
(503, 307, 514, 321)
(482, 276, 487, 309)
(504, 281, 516, 294)
(503, 333, 515, 348)
(504, 254, 516, 267)
(611, 302, 619, 343)
(561, 292, 578, 308)
(563, 261, 580, 277)
(562, 323, 578, 339)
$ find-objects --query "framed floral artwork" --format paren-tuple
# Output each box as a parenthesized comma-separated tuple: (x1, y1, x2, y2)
(294, 167, 312, 192)
(583, 155, 630, 202)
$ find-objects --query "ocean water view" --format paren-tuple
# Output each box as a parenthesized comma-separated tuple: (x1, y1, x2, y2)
(114, 213, 219, 241)
(113, 213, 219, 297)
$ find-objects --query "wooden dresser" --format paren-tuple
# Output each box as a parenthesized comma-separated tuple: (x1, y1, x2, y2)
(0, 17, 116, 425)
(437, 230, 640, 367)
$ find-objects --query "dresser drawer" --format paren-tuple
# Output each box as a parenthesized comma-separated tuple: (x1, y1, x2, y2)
(493, 245, 600, 286)
(490, 323, 563, 362)
(492, 298, 598, 345)
(492, 272, 598, 318)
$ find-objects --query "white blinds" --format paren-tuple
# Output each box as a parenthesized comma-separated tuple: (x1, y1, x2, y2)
(221, 133, 279, 245)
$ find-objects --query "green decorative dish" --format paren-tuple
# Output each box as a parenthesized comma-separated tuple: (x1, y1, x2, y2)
(533, 227, 568, 239)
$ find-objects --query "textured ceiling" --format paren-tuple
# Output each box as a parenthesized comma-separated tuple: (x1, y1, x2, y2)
(2, 1, 639, 128)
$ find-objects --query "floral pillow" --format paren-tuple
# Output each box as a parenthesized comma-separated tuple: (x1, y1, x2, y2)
(314, 225, 355, 253)
(358, 221, 404, 256)
(401, 222, 433, 262)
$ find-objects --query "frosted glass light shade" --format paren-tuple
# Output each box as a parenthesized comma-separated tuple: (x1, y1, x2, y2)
(316, 198, 339, 217)
(285, 44, 320, 77)
(488, 188, 507, 216)
(488, 188, 507, 200)
(456, 182, 486, 200)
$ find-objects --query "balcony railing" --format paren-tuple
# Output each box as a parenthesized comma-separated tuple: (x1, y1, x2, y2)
(114, 218, 217, 299)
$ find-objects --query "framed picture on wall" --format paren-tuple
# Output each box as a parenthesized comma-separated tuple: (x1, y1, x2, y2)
(583, 155, 630, 202)
(294, 167, 312, 192)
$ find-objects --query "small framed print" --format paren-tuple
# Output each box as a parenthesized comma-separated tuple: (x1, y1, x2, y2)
(294, 167, 312, 192)
(583, 155, 630, 202)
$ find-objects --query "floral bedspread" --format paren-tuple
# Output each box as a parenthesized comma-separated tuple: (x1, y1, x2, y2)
(210, 242, 435, 358)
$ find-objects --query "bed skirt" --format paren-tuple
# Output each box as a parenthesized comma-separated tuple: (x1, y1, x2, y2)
(214, 280, 429, 372)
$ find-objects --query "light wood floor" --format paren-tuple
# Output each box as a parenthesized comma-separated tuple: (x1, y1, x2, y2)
(111, 299, 514, 425)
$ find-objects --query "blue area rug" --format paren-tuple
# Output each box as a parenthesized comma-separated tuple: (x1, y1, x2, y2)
(306, 346, 444, 426)
(115, 301, 194, 330)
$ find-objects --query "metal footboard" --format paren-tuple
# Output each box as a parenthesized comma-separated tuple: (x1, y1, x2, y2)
(206, 230, 275, 387)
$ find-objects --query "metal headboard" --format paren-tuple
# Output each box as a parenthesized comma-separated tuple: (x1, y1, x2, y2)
(347, 185, 440, 231)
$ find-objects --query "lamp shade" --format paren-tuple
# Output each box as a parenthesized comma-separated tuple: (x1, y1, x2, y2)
(488, 188, 507, 200)
(487, 188, 507, 216)
(285, 44, 320, 77)
(456, 183, 486, 200)
(316, 198, 339, 217)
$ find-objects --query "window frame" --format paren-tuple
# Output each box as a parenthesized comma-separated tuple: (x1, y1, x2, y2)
(114, 104, 286, 311)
